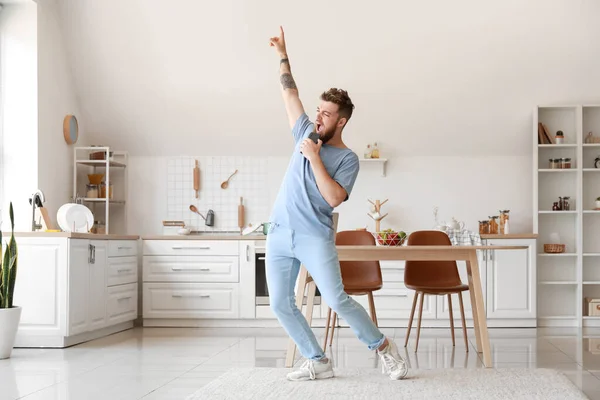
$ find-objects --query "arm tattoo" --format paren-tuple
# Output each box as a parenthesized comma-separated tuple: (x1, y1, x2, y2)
(280, 73, 297, 90)
(280, 58, 289, 65)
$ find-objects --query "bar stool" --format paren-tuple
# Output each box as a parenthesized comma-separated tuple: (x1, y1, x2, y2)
(403, 230, 469, 352)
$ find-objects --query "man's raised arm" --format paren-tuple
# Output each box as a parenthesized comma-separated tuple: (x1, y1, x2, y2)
(269, 26, 305, 129)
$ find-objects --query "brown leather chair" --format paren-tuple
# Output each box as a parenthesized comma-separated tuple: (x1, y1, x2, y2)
(323, 230, 383, 349)
(404, 230, 469, 352)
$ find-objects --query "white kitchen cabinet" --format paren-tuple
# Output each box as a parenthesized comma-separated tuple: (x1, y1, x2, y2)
(13, 234, 139, 348)
(484, 238, 536, 320)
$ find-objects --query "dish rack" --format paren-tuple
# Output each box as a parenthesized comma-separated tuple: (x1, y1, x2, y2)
(73, 146, 128, 234)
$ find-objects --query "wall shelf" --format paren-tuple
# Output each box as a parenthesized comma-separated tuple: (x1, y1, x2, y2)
(74, 147, 128, 234)
(359, 158, 387, 177)
(534, 104, 600, 328)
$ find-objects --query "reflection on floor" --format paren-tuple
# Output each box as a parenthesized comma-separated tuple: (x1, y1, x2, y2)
(0, 327, 599, 399)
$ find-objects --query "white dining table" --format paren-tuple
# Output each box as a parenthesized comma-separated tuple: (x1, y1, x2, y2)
(285, 244, 528, 368)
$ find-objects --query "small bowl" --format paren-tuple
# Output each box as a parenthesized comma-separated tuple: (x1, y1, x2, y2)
(177, 228, 191, 235)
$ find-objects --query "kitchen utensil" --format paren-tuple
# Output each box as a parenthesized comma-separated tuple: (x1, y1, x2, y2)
(189, 204, 206, 219)
(193, 160, 200, 198)
(220, 169, 238, 189)
(189, 205, 215, 227)
(205, 210, 215, 226)
(238, 197, 245, 233)
(57, 203, 94, 233)
(178, 227, 191, 235)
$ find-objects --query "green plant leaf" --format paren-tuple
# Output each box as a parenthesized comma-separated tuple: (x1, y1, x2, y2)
(1, 240, 9, 308)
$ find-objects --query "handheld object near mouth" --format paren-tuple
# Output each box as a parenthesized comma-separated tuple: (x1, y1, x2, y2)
(308, 131, 319, 144)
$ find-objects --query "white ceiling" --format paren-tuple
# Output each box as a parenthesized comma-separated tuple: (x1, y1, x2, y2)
(51, 0, 600, 157)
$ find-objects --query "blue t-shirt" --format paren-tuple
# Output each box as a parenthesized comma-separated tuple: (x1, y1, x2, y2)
(269, 113, 360, 239)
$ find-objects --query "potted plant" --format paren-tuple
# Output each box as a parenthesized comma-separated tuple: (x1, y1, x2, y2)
(0, 202, 20, 359)
(596, 197, 600, 210)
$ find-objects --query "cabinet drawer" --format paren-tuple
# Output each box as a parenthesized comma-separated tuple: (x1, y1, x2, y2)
(143, 283, 239, 319)
(108, 256, 138, 286)
(143, 256, 239, 283)
(108, 240, 138, 257)
(107, 283, 138, 325)
(143, 240, 238, 256)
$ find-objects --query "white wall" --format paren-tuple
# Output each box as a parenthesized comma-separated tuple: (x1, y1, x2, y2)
(36, 0, 85, 228)
(50, 0, 600, 235)
(0, 2, 38, 231)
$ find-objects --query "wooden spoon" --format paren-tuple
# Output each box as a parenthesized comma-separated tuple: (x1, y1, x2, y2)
(189, 204, 206, 220)
(220, 169, 238, 189)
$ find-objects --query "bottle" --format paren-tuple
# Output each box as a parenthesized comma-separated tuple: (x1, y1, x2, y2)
(371, 142, 380, 158)
(364, 144, 372, 159)
(504, 219, 510, 234)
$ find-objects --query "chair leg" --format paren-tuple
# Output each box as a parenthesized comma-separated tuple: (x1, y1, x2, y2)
(367, 292, 378, 327)
(415, 292, 425, 352)
(323, 306, 332, 350)
(404, 291, 419, 348)
(458, 291, 469, 352)
(448, 294, 455, 346)
(329, 312, 337, 347)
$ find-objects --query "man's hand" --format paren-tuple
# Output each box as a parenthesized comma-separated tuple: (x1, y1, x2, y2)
(300, 138, 322, 163)
(269, 26, 287, 56)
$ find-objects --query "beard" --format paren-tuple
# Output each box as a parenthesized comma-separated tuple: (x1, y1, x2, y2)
(318, 126, 335, 144)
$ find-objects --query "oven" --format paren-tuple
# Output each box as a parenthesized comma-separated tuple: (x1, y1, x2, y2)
(255, 244, 321, 305)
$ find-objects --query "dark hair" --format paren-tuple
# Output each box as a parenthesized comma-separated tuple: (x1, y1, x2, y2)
(320, 88, 354, 123)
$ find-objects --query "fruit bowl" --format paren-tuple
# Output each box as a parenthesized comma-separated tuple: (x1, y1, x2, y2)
(372, 229, 408, 246)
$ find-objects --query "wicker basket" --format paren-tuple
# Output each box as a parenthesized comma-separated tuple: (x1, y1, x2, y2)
(544, 243, 565, 253)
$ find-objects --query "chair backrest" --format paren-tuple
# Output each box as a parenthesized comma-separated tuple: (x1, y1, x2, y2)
(335, 230, 382, 291)
(404, 230, 462, 288)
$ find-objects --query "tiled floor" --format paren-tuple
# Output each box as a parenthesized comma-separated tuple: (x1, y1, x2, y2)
(1, 326, 599, 399)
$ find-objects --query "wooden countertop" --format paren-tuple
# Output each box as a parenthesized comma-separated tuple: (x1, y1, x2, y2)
(480, 234, 538, 239)
(142, 234, 267, 241)
(5, 232, 139, 240)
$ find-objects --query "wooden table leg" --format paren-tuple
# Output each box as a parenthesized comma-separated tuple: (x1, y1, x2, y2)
(285, 266, 309, 368)
(465, 250, 492, 367)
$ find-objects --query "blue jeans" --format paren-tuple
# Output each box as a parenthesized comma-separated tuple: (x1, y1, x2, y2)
(266, 222, 385, 360)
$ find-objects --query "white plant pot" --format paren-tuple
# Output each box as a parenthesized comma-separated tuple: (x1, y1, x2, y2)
(596, 200, 600, 209)
(0, 306, 22, 359)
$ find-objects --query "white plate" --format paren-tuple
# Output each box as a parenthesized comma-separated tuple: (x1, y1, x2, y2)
(57, 203, 94, 233)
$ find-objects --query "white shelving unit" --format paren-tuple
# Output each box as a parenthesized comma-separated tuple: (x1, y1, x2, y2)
(533, 105, 600, 328)
(73, 146, 128, 234)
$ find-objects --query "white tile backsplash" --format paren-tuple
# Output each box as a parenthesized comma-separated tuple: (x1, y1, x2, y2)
(167, 156, 270, 232)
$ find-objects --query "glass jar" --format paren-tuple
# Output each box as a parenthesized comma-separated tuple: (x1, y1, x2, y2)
(488, 216, 499, 234)
(100, 182, 113, 199)
(562, 196, 571, 211)
(478, 220, 489, 235)
(86, 184, 98, 198)
(553, 202, 560, 211)
(499, 210, 510, 234)
(563, 158, 572, 169)
(549, 158, 557, 169)
(94, 221, 106, 234)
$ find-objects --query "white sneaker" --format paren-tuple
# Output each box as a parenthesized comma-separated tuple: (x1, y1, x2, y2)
(286, 358, 334, 381)
(377, 339, 408, 380)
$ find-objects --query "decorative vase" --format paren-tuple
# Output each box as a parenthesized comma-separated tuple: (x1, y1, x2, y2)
(0, 306, 22, 359)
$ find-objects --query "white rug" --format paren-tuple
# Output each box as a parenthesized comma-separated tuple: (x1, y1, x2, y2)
(186, 367, 588, 400)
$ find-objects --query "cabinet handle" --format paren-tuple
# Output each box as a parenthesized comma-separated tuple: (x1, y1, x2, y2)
(172, 246, 210, 250)
(118, 246, 133, 250)
(171, 267, 210, 271)
(117, 296, 132, 301)
(117, 269, 131, 273)
(257, 257, 266, 261)
(172, 294, 210, 298)
(92, 245, 96, 264)
(88, 244, 92, 264)
(246, 245, 250, 262)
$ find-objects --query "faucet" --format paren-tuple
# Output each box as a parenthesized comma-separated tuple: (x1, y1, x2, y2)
(29, 189, 45, 231)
